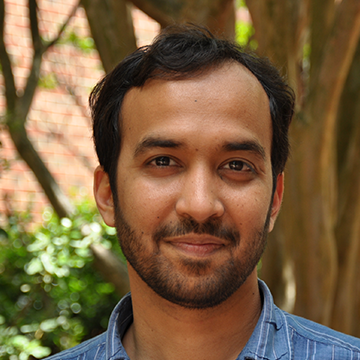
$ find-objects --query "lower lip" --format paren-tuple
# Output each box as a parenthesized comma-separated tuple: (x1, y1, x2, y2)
(171, 242, 223, 257)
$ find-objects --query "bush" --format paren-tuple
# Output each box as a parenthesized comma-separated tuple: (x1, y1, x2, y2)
(0, 200, 124, 359)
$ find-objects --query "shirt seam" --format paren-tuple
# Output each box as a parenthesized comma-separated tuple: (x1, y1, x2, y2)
(288, 323, 360, 353)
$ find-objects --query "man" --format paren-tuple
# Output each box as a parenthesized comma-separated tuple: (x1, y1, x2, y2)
(48, 25, 360, 359)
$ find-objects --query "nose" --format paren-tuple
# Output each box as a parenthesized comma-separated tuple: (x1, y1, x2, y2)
(175, 166, 225, 223)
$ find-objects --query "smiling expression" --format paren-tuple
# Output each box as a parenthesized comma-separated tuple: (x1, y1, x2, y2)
(95, 62, 283, 308)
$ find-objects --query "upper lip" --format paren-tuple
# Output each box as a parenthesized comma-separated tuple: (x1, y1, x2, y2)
(164, 234, 226, 246)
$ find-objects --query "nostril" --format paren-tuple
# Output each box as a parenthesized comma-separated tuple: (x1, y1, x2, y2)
(175, 194, 225, 223)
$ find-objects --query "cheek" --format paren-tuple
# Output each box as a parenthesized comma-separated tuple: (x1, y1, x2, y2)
(117, 177, 178, 232)
(224, 186, 272, 227)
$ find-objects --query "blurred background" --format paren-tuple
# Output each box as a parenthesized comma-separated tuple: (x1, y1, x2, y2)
(0, 0, 359, 358)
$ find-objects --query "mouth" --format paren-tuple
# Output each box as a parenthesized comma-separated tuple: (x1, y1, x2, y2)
(166, 235, 226, 257)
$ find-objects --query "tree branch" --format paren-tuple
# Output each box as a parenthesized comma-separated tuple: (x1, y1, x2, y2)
(309, 0, 335, 83)
(246, 0, 306, 99)
(331, 41, 360, 334)
(308, 0, 360, 112)
(0, 0, 17, 112)
(47, 125, 94, 172)
(127, 0, 175, 28)
(16, 0, 43, 120)
(7, 120, 75, 218)
(129, 0, 235, 36)
(304, 0, 360, 190)
(28, 0, 42, 53)
(82, 0, 136, 73)
(90, 243, 130, 298)
(337, 40, 360, 216)
(17, 55, 42, 121)
(332, 96, 360, 332)
(18, 0, 80, 120)
(44, 0, 81, 50)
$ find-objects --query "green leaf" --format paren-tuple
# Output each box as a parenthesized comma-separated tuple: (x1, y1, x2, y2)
(236, 20, 256, 49)
(24, 258, 43, 275)
(0, 199, 121, 356)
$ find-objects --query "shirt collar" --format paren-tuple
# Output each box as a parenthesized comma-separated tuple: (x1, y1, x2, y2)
(239, 280, 290, 360)
(104, 280, 290, 360)
(106, 293, 132, 360)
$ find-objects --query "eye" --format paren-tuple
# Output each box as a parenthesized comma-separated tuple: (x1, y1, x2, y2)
(149, 156, 177, 167)
(222, 160, 253, 172)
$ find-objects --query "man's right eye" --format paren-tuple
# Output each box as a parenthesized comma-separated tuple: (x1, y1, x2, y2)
(150, 156, 174, 167)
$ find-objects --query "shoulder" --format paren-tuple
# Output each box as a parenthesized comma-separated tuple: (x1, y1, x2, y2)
(277, 307, 360, 358)
(249, 281, 360, 359)
(44, 332, 107, 360)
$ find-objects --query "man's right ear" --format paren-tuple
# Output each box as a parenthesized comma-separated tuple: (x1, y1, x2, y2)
(93, 166, 115, 227)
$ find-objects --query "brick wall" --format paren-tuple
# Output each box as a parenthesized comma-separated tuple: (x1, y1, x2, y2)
(0, 1, 249, 225)
(0, 0, 160, 224)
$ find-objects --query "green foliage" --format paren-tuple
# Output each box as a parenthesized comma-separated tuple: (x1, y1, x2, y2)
(0, 201, 123, 359)
(0, 137, 11, 178)
(236, 0, 247, 8)
(38, 73, 58, 90)
(59, 30, 95, 53)
(235, 1, 257, 49)
(235, 20, 257, 50)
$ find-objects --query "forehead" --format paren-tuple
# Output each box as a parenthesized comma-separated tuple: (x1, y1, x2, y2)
(120, 62, 271, 155)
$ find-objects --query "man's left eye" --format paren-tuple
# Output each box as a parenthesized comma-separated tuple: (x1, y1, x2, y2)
(223, 160, 252, 172)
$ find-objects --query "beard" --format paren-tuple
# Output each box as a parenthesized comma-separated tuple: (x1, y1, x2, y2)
(115, 206, 270, 310)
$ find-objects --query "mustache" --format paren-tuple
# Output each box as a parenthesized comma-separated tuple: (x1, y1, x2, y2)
(153, 217, 240, 245)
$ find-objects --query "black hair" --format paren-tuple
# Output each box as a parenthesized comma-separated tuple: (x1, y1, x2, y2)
(90, 24, 295, 198)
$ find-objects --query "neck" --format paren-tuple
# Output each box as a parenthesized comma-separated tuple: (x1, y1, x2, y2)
(122, 266, 261, 360)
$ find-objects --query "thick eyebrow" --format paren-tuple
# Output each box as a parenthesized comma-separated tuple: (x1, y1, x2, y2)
(134, 136, 183, 158)
(222, 140, 266, 161)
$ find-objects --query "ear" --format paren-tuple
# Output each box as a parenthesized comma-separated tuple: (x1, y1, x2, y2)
(93, 166, 116, 227)
(268, 173, 284, 232)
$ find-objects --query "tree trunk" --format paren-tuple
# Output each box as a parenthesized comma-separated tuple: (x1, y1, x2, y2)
(0, 0, 80, 218)
(248, 0, 360, 328)
(128, 0, 236, 39)
(7, 119, 75, 218)
(331, 40, 360, 335)
(81, 0, 137, 73)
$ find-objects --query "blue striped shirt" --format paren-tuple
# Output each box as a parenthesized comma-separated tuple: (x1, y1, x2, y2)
(46, 280, 360, 359)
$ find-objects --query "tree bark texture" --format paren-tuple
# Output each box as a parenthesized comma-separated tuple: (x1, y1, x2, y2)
(8, 121, 75, 218)
(81, 0, 137, 73)
(128, 0, 236, 39)
(332, 41, 360, 335)
(1, 0, 132, 295)
(248, 0, 360, 331)
(0, 0, 78, 218)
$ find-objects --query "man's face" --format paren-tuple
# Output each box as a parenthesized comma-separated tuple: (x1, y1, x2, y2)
(95, 62, 283, 309)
